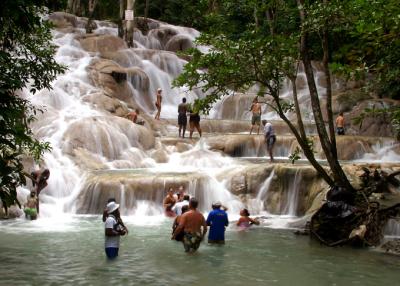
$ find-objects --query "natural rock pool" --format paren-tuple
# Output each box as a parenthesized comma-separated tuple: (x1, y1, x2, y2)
(0, 216, 398, 285)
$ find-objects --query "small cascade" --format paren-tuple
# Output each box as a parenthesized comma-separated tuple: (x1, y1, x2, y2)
(282, 169, 301, 216)
(384, 218, 400, 239)
(247, 170, 275, 215)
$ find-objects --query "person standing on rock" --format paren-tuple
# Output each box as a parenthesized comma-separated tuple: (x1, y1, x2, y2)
(336, 112, 345, 135)
(189, 109, 202, 139)
(155, 88, 162, 120)
(104, 201, 127, 259)
(178, 97, 188, 138)
(206, 202, 229, 244)
(249, 97, 262, 135)
(262, 119, 276, 162)
(171, 198, 207, 253)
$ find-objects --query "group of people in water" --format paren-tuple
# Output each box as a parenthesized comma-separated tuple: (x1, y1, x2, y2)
(103, 187, 260, 259)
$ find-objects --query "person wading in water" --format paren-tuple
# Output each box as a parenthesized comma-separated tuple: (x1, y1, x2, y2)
(104, 201, 127, 259)
(171, 198, 207, 253)
(178, 97, 188, 138)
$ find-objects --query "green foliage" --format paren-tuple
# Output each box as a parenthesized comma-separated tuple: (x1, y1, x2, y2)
(289, 146, 302, 164)
(0, 0, 65, 210)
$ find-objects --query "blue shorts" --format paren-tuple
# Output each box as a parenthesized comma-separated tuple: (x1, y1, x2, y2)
(105, 247, 119, 259)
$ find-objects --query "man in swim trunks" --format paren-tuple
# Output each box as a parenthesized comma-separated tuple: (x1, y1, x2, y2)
(171, 198, 207, 253)
(249, 97, 262, 135)
(24, 190, 38, 220)
(336, 112, 345, 135)
(104, 201, 127, 259)
(178, 98, 188, 138)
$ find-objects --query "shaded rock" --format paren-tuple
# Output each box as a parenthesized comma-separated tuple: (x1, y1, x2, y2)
(380, 239, 400, 255)
(48, 12, 78, 29)
(165, 35, 194, 52)
(87, 59, 133, 104)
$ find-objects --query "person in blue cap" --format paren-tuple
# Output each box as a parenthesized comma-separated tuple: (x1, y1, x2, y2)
(206, 202, 229, 244)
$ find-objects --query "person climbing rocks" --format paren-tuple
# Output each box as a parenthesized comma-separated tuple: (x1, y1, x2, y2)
(172, 194, 190, 216)
(163, 187, 176, 217)
(178, 97, 188, 138)
(237, 209, 259, 230)
(189, 109, 202, 139)
(154, 87, 162, 120)
(172, 204, 189, 242)
(30, 168, 50, 214)
(24, 190, 38, 220)
(336, 112, 345, 135)
(102, 198, 129, 234)
(104, 201, 127, 259)
(171, 198, 207, 253)
(206, 201, 229, 244)
(249, 97, 262, 135)
(262, 119, 276, 162)
(126, 109, 145, 125)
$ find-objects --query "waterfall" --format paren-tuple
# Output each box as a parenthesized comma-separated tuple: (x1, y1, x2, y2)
(384, 218, 400, 239)
(282, 169, 301, 216)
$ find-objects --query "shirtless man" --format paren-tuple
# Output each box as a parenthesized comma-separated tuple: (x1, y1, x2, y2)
(163, 188, 176, 217)
(249, 97, 262, 135)
(336, 112, 345, 135)
(155, 88, 162, 120)
(24, 190, 38, 220)
(171, 198, 207, 253)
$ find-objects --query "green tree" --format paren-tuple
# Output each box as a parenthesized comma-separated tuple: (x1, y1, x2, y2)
(175, 0, 368, 190)
(0, 0, 65, 213)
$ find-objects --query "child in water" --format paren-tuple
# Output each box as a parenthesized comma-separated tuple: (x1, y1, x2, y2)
(237, 209, 260, 230)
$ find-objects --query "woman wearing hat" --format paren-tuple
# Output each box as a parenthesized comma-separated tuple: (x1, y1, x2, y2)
(154, 88, 162, 120)
(104, 201, 126, 259)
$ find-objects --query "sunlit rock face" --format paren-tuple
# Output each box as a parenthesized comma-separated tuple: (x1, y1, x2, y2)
(78, 34, 127, 53)
(62, 116, 155, 160)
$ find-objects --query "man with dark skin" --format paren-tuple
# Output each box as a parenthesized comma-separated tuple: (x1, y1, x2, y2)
(178, 98, 188, 138)
(104, 201, 127, 259)
(171, 198, 207, 253)
(30, 168, 50, 214)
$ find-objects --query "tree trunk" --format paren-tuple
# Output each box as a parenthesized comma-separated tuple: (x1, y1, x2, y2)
(125, 0, 135, 47)
(67, 0, 74, 13)
(322, 0, 337, 158)
(74, 0, 81, 16)
(86, 0, 98, 34)
(145, 0, 150, 19)
(118, 0, 125, 38)
(290, 74, 307, 141)
(297, 0, 353, 191)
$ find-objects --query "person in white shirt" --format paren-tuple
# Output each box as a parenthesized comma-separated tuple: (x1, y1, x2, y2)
(172, 195, 190, 216)
(104, 201, 127, 259)
(262, 119, 276, 162)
